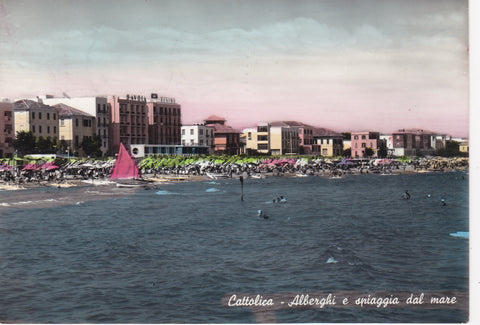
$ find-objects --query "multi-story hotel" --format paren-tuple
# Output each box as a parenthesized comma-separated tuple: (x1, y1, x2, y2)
(39, 95, 110, 156)
(0, 101, 14, 157)
(53, 103, 96, 157)
(181, 124, 214, 154)
(147, 94, 181, 145)
(107, 95, 149, 154)
(204, 115, 241, 155)
(351, 131, 381, 158)
(13, 99, 60, 141)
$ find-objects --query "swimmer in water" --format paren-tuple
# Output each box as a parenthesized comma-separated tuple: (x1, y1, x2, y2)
(404, 190, 411, 200)
(257, 209, 269, 219)
(441, 198, 446, 206)
(427, 194, 431, 198)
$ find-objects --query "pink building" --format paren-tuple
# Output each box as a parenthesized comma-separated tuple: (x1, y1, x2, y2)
(108, 95, 149, 154)
(204, 115, 240, 154)
(0, 101, 14, 157)
(351, 131, 380, 158)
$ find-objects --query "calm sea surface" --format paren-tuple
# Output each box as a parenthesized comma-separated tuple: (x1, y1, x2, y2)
(0, 172, 468, 323)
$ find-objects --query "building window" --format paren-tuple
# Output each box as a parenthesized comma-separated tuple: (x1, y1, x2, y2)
(53, 113, 56, 120)
(47, 113, 50, 120)
(76, 119, 79, 127)
(31, 112, 35, 119)
(182, 140, 186, 146)
(47, 126, 50, 134)
(190, 129, 194, 135)
(32, 125, 35, 133)
(199, 129, 203, 135)
(362, 143, 366, 148)
(257, 126, 268, 132)
(39, 112, 42, 119)
(60, 120, 65, 127)
(354, 135, 358, 140)
(182, 129, 185, 135)
(257, 135, 268, 141)
(54, 126, 56, 134)
(200, 139, 204, 145)
(362, 135, 366, 140)
(39, 125, 42, 133)
(258, 144, 268, 150)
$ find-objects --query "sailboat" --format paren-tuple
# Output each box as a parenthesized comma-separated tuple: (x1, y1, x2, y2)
(110, 143, 143, 187)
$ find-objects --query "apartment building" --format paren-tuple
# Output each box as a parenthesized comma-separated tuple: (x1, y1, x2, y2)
(0, 101, 14, 157)
(53, 103, 96, 157)
(181, 124, 214, 154)
(147, 94, 181, 145)
(40, 95, 109, 156)
(351, 131, 381, 158)
(312, 128, 343, 156)
(13, 99, 60, 141)
(242, 127, 260, 154)
(392, 129, 435, 156)
(242, 122, 300, 155)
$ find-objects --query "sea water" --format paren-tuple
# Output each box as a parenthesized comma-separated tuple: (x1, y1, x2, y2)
(0, 172, 468, 323)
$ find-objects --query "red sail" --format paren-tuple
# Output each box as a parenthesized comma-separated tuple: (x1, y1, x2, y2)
(110, 143, 140, 180)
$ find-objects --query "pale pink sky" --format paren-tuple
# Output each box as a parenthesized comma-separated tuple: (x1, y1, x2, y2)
(0, 0, 470, 137)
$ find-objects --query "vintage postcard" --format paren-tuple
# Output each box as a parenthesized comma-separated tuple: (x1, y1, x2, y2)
(0, 0, 472, 323)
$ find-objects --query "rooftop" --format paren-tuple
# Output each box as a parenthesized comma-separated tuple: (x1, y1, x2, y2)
(205, 115, 226, 122)
(312, 127, 342, 137)
(13, 99, 56, 111)
(270, 121, 313, 128)
(53, 103, 94, 117)
(207, 123, 240, 134)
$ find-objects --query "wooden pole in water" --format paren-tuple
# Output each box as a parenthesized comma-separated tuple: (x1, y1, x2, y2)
(240, 176, 244, 201)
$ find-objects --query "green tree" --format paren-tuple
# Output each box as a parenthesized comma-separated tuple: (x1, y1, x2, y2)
(36, 136, 56, 154)
(364, 147, 374, 157)
(81, 135, 102, 157)
(13, 131, 36, 155)
(378, 141, 388, 158)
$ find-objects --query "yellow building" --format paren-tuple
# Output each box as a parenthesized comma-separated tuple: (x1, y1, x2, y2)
(242, 127, 259, 154)
(53, 103, 96, 157)
(0, 101, 14, 157)
(312, 128, 344, 156)
(242, 122, 300, 155)
(459, 141, 469, 153)
(13, 99, 60, 141)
